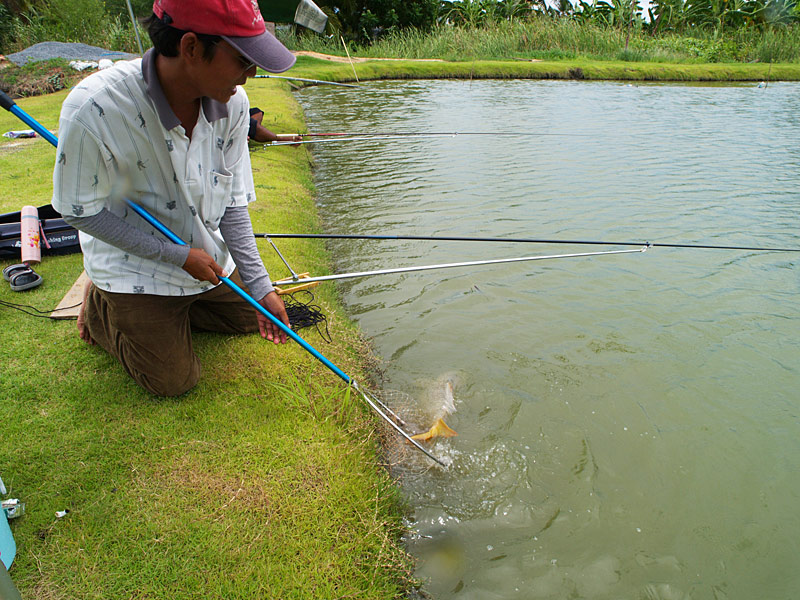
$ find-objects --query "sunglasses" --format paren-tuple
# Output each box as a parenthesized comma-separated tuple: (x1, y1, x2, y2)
(214, 40, 257, 73)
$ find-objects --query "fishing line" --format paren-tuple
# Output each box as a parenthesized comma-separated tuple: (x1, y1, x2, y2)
(255, 233, 800, 253)
(282, 289, 331, 343)
(0, 299, 79, 319)
(340, 35, 359, 83)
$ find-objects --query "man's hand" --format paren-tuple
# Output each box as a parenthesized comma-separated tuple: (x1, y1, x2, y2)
(257, 291, 290, 344)
(182, 248, 227, 284)
(275, 134, 302, 147)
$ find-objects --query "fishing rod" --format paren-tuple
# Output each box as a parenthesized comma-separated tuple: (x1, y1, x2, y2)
(296, 131, 587, 138)
(265, 134, 459, 146)
(1, 91, 445, 466)
(272, 247, 649, 287)
(0, 90, 58, 147)
(253, 74, 359, 88)
(264, 131, 586, 146)
(256, 233, 800, 253)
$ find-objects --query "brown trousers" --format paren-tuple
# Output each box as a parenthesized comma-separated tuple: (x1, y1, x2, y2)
(84, 270, 258, 396)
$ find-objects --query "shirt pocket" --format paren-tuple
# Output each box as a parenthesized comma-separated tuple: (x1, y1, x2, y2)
(198, 168, 234, 231)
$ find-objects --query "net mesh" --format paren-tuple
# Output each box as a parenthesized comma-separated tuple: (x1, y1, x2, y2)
(368, 388, 452, 474)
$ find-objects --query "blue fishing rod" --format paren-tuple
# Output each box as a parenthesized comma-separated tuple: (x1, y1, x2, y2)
(0, 91, 58, 147)
(0, 90, 444, 466)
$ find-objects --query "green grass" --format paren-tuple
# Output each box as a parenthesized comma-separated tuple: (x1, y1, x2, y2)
(281, 19, 800, 64)
(285, 52, 800, 82)
(0, 79, 413, 599)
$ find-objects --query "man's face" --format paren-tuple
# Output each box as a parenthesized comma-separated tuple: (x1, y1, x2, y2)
(201, 40, 257, 103)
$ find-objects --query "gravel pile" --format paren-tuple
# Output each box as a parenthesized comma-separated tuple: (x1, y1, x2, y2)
(7, 42, 138, 66)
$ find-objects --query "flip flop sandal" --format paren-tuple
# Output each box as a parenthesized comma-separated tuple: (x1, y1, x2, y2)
(7, 265, 42, 292)
(3, 263, 29, 282)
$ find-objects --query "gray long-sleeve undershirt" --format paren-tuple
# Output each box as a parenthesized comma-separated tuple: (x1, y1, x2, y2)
(64, 206, 273, 300)
(217, 205, 273, 299)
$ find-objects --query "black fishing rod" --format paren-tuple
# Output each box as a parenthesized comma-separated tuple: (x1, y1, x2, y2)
(253, 74, 359, 88)
(255, 233, 800, 253)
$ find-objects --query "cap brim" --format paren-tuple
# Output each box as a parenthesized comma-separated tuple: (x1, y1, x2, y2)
(223, 30, 296, 74)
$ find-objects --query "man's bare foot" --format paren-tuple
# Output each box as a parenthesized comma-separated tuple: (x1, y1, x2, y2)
(77, 280, 95, 345)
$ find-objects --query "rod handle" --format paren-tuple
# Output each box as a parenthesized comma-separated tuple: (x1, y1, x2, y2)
(0, 90, 16, 111)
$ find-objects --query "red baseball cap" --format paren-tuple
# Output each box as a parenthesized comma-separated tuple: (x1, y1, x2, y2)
(152, 0, 296, 73)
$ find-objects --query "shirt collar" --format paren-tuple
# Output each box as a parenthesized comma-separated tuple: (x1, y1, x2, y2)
(142, 49, 229, 131)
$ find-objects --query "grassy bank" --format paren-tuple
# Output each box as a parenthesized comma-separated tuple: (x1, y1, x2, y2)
(0, 80, 412, 599)
(285, 52, 800, 82)
(6, 51, 790, 104)
(3, 53, 799, 103)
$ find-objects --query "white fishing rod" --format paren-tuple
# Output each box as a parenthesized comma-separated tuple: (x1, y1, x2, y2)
(272, 247, 649, 286)
(264, 131, 587, 146)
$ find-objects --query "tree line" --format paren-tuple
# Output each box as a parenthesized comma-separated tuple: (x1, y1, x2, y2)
(1, 0, 798, 53)
(312, 0, 798, 41)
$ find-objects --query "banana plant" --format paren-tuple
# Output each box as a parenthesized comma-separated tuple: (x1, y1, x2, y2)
(441, 0, 491, 26)
(571, 0, 643, 26)
(649, 0, 689, 32)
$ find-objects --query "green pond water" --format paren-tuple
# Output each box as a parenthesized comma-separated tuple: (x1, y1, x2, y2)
(293, 80, 800, 600)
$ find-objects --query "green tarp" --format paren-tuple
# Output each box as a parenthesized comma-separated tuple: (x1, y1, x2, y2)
(259, 0, 298, 23)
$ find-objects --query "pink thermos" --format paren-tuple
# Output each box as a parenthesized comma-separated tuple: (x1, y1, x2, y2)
(20, 205, 41, 265)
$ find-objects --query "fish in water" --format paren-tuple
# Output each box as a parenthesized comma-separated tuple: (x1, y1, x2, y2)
(411, 376, 458, 442)
(382, 373, 461, 469)
(412, 417, 457, 441)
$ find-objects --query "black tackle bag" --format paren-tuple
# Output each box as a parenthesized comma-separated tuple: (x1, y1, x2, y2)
(0, 204, 81, 258)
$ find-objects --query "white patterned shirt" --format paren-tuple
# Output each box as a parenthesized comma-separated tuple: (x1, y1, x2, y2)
(52, 49, 256, 296)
